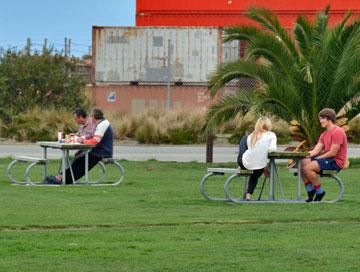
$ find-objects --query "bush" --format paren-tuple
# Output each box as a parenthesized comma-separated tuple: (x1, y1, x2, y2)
(135, 117, 168, 144)
(227, 115, 255, 144)
(107, 108, 207, 144)
(1, 107, 77, 142)
(348, 115, 360, 143)
(271, 118, 292, 144)
(165, 109, 206, 144)
(0, 50, 86, 121)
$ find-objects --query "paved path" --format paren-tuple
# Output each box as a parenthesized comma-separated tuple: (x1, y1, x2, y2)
(0, 144, 359, 162)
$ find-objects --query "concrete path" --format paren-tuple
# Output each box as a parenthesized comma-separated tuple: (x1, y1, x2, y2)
(0, 144, 359, 162)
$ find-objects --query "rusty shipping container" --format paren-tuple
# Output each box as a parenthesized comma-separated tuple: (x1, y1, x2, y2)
(93, 26, 239, 84)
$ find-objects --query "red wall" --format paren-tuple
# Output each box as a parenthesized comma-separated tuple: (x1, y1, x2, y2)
(136, 0, 360, 28)
(92, 85, 219, 112)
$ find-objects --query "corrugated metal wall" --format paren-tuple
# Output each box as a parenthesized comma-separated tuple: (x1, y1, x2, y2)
(93, 27, 240, 84)
(136, 0, 360, 12)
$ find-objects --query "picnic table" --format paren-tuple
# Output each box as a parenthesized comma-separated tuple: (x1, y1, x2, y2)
(7, 141, 125, 186)
(200, 150, 344, 203)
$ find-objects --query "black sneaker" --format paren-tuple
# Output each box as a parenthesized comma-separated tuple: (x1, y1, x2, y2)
(306, 189, 316, 202)
(314, 191, 326, 202)
(43, 175, 60, 185)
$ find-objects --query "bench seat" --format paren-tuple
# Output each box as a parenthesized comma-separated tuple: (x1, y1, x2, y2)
(15, 156, 47, 164)
(207, 168, 253, 175)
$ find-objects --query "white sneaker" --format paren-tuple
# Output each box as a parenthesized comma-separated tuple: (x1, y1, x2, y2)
(245, 193, 252, 201)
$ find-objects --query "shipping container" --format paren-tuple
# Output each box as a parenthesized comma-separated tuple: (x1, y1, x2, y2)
(93, 27, 240, 84)
(137, 0, 360, 12)
(136, 0, 360, 27)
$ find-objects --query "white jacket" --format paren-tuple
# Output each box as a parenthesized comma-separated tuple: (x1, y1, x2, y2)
(242, 131, 277, 170)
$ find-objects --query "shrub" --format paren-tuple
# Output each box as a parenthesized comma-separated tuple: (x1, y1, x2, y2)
(0, 50, 86, 121)
(165, 109, 206, 144)
(228, 115, 255, 144)
(348, 115, 360, 143)
(135, 117, 168, 144)
(2, 107, 77, 142)
(271, 118, 292, 144)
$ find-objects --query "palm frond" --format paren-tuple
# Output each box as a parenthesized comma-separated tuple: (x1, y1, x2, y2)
(246, 6, 298, 58)
(223, 26, 260, 43)
(204, 91, 253, 136)
(207, 60, 274, 97)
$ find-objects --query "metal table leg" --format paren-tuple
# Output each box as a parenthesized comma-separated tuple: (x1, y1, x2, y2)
(296, 159, 302, 200)
(62, 150, 66, 185)
(85, 150, 89, 183)
(44, 147, 48, 178)
(269, 158, 275, 200)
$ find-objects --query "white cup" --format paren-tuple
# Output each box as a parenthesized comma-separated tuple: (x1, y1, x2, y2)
(57, 132, 64, 142)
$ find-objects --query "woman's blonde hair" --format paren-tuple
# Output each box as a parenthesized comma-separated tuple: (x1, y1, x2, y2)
(251, 116, 272, 147)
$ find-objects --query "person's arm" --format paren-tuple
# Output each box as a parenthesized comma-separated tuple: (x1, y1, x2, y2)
(316, 128, 344, 159)
(308, 142, 324, 157)
(316, 144, 340, 159)
(268, 133, 277, 152)
(83, 120, 110, 145)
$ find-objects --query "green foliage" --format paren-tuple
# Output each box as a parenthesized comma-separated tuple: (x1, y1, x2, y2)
(347, 115, 360, 143)
(0, 49, 86, 122)
(207, 6, 360, 146)
(168, 128, 195, 144)
(1, 107, 77, 142)
(108, 109, 207, 144)
(135, 117, 169, 144)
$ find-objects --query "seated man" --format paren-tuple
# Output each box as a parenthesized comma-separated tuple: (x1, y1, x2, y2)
(44, 108, 114, 184)
(74, 108, 96, 141)
(73, 108, 96, 158)
(301, 108, 347, 202)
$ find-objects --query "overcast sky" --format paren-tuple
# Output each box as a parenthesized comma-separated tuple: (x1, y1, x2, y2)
(0, 0, 136, 56)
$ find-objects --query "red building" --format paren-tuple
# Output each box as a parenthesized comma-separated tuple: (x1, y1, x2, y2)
(93, 0, 360, 112)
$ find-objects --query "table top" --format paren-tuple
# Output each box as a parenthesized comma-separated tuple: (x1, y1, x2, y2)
(268, 151, 309, 159)
(37, 141, 95, 150)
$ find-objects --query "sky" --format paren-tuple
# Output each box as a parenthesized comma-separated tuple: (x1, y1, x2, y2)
(0, 0, 136, 56)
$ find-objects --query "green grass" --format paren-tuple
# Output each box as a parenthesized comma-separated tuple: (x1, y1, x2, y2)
(0, 158, 359, 271)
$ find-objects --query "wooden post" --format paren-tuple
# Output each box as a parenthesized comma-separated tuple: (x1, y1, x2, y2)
(206, 135, 214, 163)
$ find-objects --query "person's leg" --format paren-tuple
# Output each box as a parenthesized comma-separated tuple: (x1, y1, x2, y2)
(302, 160, 322, 202)
(301, 158, 312, 182)
(311, 158, 340, 201)
(247, 169, 264, 195)
(65, 154, 101, 184)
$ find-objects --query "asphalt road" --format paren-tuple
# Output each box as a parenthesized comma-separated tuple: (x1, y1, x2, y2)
(0, 144, 359, 162)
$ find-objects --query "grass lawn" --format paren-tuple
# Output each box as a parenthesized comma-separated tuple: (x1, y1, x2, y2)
(0, 158, 359, 271)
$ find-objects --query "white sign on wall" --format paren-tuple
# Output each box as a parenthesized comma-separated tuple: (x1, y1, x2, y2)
(107, 91, 116, 103)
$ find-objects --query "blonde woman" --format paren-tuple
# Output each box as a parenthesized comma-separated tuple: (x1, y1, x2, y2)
(237, 117, 277, 201)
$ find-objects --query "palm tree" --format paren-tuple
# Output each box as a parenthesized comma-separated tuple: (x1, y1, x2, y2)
(206, 6, 360, 147)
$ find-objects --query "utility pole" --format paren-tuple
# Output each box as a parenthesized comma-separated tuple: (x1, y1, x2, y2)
(166, 39, 172, 112)
(64, 37, 68, 57)
(43, 38, 48, 54)
(26, 38, 32, 54)
(64, 37, 71, 57)
(68, 38, 71, 57)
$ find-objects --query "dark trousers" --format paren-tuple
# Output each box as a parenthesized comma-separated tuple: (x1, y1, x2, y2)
(238, 157, 264, 195)
(65, 153, 101, 184)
